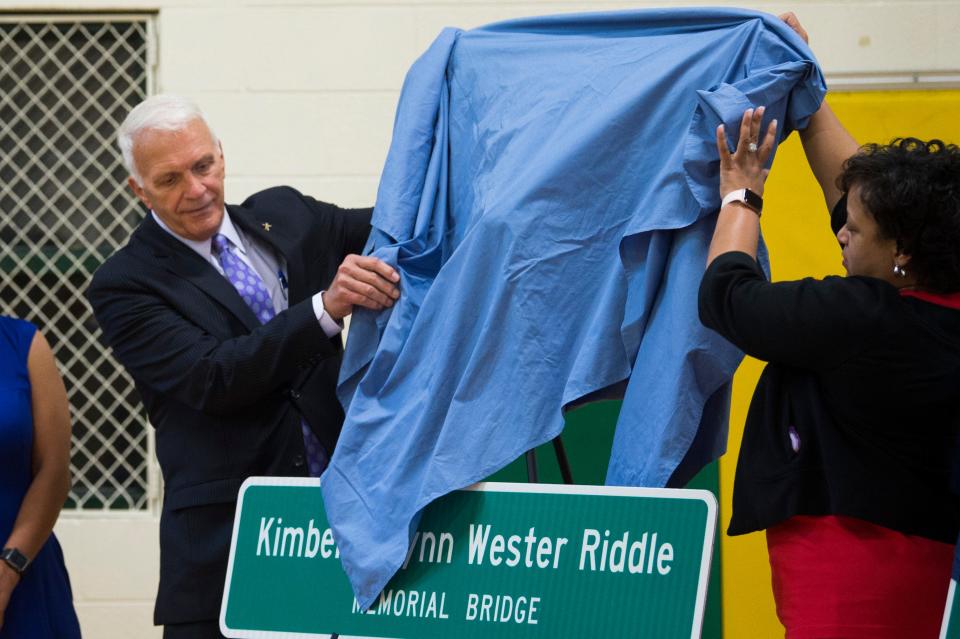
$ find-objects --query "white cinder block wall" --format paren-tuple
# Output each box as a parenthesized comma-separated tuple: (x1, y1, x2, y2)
(0, 0, 955, 636)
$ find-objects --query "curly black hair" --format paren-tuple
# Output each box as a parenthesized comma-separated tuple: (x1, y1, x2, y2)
(839, 137, 960, 293)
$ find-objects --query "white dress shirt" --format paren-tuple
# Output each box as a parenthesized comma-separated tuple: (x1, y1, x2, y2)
(151, 210, 341, 337)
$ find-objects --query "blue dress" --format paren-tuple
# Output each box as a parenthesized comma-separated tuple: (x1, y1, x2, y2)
(0, 317, 81, 638)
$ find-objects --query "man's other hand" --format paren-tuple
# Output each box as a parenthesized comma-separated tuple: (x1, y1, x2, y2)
(324, 255, 400, 320)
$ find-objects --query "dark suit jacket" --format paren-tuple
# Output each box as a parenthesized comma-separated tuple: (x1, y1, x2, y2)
(87, 186, 371, 625)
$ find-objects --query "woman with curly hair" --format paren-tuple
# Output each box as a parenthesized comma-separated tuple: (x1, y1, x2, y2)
(697, 14, 960, 638)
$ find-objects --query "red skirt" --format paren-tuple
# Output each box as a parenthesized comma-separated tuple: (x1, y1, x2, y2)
(766, 515, 953, 639)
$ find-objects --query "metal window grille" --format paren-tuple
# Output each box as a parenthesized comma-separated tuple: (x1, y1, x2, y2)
(0, 15, 156, 510)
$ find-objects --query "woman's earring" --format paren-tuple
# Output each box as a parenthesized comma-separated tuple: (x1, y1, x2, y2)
(893, 263, 908, 278)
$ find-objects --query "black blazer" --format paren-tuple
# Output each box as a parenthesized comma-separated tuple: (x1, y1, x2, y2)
(699, 251, 960, 543)
(87, 186, 371, 625)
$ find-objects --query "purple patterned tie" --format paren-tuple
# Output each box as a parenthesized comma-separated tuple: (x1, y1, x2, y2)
(212, 233, 328, 477)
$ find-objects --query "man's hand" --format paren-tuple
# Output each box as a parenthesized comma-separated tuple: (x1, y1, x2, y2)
(0, 561, 21, 630)
(324, 254, 400, 320)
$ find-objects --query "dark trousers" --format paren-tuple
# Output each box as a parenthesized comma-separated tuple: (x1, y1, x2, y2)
(163, 620, 227, 639)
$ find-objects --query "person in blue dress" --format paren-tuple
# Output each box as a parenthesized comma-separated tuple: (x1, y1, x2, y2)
(0, 317, 81, 637)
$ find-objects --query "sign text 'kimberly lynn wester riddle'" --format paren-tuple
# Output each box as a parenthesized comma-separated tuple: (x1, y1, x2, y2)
(221, 479, 716, 639)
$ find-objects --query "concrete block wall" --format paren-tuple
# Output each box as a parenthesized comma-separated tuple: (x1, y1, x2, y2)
(0, 0, 952, 635)
(53, 518, 161, 637)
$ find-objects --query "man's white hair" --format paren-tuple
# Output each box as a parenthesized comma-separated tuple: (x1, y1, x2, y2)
(117, 94, 219, 184)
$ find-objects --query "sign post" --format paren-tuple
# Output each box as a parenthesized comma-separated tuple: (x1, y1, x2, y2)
(221, 478, 716, 639)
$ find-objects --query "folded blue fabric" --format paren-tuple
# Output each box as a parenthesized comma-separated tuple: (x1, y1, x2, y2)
(324, 7, 825, 608)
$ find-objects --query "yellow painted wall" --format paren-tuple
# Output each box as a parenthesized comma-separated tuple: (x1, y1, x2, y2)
(720, 90, 960, 638)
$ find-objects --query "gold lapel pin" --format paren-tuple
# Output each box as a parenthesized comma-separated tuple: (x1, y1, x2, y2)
(262, 222, 272, 232)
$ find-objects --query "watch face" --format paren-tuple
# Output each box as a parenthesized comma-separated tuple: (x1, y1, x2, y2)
(743, 188, 763, 212)
(2, 548, 28, 572)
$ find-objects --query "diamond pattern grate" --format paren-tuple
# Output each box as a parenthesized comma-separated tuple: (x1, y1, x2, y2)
(1, 17, 153, 509)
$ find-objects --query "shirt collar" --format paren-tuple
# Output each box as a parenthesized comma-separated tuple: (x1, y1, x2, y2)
(151, 208, 245, 261)
(899, 288, 960, 310)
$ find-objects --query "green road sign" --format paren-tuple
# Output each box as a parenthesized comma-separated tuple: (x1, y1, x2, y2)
(221, 478, 717, 639)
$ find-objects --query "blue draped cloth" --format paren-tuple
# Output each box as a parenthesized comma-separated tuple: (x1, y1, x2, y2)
(323, 7, 825, 607)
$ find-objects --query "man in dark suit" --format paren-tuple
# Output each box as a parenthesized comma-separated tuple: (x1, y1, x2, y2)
(87, 94, 399, 638)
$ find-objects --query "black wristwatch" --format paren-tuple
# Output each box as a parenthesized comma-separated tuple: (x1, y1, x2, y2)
(1, 547, 30, 574)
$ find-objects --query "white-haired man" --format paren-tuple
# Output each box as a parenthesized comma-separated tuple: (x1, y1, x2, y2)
(87, 95, 398, 638)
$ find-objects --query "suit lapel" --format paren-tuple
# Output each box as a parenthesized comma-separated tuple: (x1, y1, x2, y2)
(134, 214, 261, 331)
(229, 203, 308, 303)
